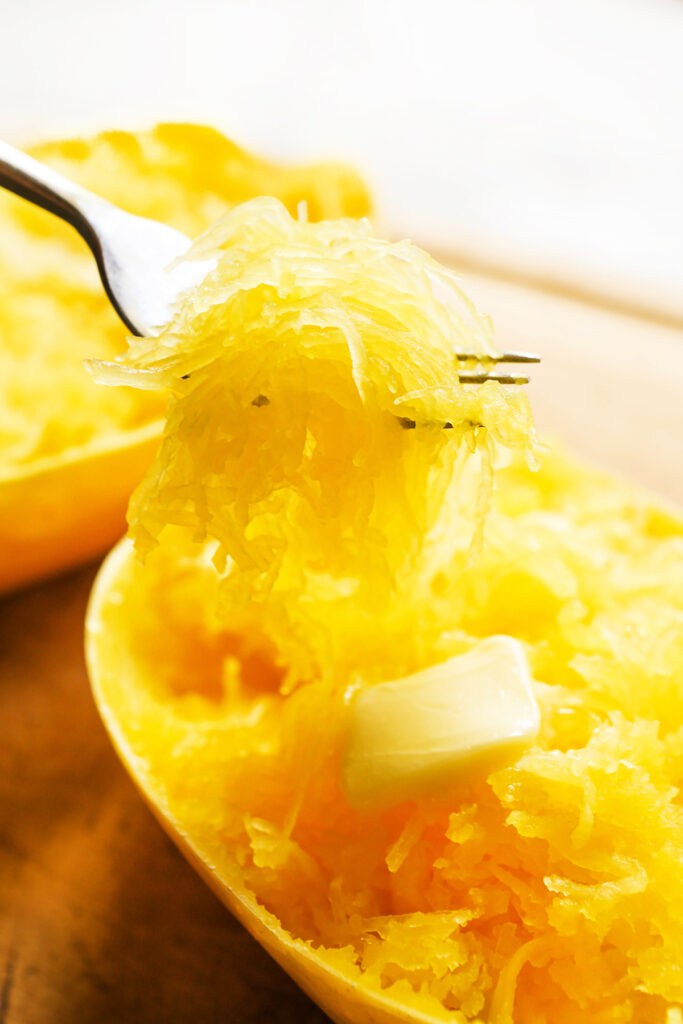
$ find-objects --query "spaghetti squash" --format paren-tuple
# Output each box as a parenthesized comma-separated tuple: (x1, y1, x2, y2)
(86, 198, 683, 1023)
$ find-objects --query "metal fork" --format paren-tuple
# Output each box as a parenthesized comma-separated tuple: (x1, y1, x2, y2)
(0, 139, 214, 336)
(0, 139, 540, 382)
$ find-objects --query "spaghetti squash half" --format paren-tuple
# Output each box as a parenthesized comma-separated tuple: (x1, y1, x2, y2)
(0, 124, 370, 593)
(86, 199, 683, 1023)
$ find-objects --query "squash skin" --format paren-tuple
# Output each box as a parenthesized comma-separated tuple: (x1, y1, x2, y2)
(0, 424, 160, 595)
(85, 537, 448, 1024)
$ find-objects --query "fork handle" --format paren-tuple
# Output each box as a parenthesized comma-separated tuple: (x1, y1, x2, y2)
(0, 139, 105, 248)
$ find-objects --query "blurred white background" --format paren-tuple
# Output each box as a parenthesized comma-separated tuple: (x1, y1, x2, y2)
(2, 0, 683, 321)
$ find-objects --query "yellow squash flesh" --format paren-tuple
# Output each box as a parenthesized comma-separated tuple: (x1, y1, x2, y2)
(86, 458, 683, 1024)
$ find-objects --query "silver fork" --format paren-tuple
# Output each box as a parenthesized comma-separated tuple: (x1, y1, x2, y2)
(0, 140, 539, 382)
(0, 139, 214, 336)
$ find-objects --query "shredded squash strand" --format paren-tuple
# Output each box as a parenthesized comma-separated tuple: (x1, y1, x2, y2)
(94, 197, 538, 685)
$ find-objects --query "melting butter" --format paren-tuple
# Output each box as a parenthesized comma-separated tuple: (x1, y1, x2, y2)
(343, 636, 540, 807)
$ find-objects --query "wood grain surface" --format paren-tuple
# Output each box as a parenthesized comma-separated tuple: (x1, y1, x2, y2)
(1, 274, 681, 1024)
(0, 567, 326, 1024)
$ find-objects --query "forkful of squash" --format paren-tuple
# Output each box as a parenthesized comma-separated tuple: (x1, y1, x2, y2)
(0, 140, 539, 387)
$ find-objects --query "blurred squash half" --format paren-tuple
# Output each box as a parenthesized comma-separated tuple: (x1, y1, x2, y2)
(0, 123, 370, 593)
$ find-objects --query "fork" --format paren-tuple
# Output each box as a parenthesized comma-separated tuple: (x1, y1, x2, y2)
(0, 139, 214, 337)
(0, 140, 539, 381)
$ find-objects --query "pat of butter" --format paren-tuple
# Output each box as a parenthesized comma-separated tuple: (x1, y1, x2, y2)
(343, 636, 540, 808)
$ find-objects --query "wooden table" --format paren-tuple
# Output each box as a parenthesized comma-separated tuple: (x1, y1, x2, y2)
(1, 272, 681, 1023)
(0, 566, 326, 1024)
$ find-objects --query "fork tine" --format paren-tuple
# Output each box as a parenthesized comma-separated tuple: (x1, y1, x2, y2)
(458, 372, 530, 385)
(455, 352, 541, 364)
(396, 351, 538, 430)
